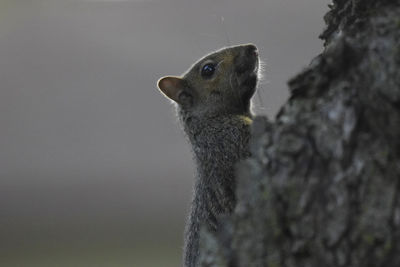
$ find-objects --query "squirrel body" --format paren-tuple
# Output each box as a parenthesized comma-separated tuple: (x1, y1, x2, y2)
(158, 44, 259, 267)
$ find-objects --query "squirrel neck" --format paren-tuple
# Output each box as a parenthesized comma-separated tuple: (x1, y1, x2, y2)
(179, 110, 252, 166)
(179, 108, 252, 267)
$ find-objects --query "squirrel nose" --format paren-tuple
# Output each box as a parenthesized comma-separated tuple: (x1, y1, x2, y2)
(244, 44, 258, 57)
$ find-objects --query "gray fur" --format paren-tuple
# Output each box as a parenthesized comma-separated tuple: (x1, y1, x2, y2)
(158, 44, 259, 267)
(180, 112, 251, 267)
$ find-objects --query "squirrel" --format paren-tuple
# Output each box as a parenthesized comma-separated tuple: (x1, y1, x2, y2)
(157, 44, 259, 267)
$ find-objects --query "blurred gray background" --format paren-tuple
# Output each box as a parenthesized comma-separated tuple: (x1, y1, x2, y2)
(0, 0, 329, 266)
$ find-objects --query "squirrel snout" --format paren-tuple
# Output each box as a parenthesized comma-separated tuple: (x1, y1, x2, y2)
(234, 44, 259, 74)
(244, 44, 258, 57)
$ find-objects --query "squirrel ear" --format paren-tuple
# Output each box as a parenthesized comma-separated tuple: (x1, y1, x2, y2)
(157, 76, 185, 103)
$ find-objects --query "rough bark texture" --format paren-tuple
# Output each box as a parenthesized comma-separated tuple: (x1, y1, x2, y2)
(198, 0, 400, 266)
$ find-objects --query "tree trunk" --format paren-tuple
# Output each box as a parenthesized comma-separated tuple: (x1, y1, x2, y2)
(198, 0, 400, 266)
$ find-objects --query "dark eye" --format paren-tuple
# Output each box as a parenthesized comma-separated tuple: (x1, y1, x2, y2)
(201, 64, 215, 78)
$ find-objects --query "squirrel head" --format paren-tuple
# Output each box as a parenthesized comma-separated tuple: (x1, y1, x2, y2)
(157, 44, 259, 117)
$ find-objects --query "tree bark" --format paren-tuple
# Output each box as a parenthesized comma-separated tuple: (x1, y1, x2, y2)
(198, 0, 400, 266)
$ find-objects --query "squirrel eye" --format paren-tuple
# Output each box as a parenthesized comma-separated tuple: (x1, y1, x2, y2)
(201, 64, 215, 78)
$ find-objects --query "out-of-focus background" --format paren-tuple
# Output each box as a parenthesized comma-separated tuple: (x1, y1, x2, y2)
(0, 0, 329, 266)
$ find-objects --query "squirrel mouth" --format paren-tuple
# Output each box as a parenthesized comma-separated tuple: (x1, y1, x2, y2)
(234, 56, 258, 106)
(231, 44, 259, 107)
(235, 56, 258, 75)
(235, 56, 259, 88)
